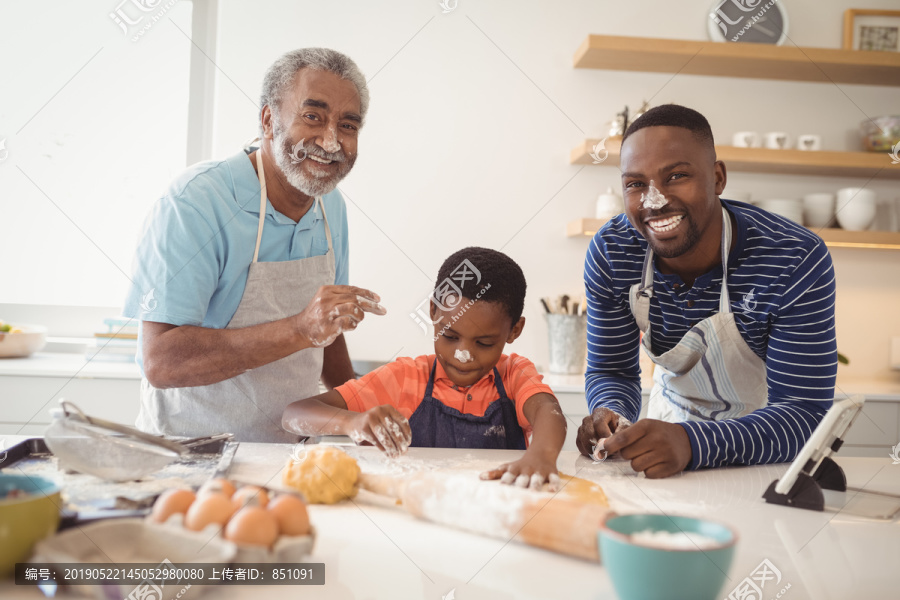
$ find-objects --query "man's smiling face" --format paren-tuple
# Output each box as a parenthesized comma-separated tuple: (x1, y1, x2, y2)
(620, 126, 726, 262)
(266, 68, 362, 197)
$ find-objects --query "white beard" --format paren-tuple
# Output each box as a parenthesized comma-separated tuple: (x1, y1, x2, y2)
(271, 123, 355, 198)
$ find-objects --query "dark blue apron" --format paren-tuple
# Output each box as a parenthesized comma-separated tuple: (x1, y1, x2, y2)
(408, 360, 527, 450)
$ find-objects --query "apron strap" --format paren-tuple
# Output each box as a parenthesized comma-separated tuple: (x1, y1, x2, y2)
(718, 206, 732, 315)
(253, 150, 335, 262)
(425, 359, 438, 398)
(637, 243, 655, 299)
(253, 151, 267, 264)
(629, 205, 733, 329)
(491, 367, 506, 398)
(316, 197, 334, 255)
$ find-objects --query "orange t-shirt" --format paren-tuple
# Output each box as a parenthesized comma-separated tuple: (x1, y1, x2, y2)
(335, 353, 554, 435)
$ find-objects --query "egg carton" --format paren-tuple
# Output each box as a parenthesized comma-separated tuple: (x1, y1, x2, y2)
(31, 517, 234, 599)
(155, 512, 316, 563)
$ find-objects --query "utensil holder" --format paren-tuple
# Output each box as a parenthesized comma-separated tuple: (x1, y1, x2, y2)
(545, 314, 587, 374)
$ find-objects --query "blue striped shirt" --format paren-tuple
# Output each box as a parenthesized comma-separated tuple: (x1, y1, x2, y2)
(584, 199, 837, 470)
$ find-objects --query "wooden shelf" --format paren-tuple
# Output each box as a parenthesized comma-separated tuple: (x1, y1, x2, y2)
(566, 218, 900, 250)
(573, 34, 900, 86)
(571, 137, 900, 180)
(817, 228, 900, 250)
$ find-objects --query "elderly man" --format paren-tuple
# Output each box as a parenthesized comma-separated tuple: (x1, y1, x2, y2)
(124, 48, 384, 442)
(577, 104, 836, 477)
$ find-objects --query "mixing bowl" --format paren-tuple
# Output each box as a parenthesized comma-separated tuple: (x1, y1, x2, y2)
(0, 474, 61, 579)
(599, 513, 737, 600)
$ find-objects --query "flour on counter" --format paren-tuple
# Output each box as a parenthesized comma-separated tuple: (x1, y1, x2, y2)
(409, 473, 529, 539)
(5, 453, 221, 512)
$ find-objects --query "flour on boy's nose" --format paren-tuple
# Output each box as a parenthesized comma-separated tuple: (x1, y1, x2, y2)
(454, 349, 474, 363)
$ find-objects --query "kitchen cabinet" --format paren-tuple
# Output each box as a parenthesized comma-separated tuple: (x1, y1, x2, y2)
(0, 353, 141, 435)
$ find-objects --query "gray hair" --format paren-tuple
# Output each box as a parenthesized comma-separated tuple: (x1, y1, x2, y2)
(259, 48, 369, 136)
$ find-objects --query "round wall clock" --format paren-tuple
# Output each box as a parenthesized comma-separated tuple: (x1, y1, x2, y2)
(708, 0, 789, 45)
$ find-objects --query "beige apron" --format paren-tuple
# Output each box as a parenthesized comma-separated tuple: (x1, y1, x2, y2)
(628, 207, 767, 422)
(137, 150, 336, 442)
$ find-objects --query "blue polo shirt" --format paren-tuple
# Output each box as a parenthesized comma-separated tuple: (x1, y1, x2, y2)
(123, 150, 349, 372)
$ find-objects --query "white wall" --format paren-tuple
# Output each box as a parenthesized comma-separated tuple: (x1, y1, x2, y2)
(0, 0, 194, 309)
(198, 0, 900, 382)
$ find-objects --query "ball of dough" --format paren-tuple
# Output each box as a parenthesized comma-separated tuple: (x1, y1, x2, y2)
(282, 446, 360, 504)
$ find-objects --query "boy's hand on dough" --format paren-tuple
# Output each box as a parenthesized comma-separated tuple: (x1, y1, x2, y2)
(345, 406, 411, 459)
(479, 453, 561, 492)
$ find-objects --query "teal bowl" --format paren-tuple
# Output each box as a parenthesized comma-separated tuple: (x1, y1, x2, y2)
(0, 474, 62, 580)
(599, 513, 737, 600)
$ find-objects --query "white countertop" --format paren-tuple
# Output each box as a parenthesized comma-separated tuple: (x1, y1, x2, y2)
(0, 352, 141, 380)
(2, 440, 898, 599)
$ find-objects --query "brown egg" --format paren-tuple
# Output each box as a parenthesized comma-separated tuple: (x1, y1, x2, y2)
(267, 494, 311, 536)
(150, 488, 196, 523)
(198, 478, 236, 498)
(183, 492, 236, 531)
(225, 506, 279, 548)
(232, 485, 269, 509)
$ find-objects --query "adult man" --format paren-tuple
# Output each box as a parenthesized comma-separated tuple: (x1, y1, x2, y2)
(577, 104, 837, 477)
(124, 48, 384, 442)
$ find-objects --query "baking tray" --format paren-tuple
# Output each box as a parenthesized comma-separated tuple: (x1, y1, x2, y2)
(0, 436, 231, 471)
(1, 437, 239, 530)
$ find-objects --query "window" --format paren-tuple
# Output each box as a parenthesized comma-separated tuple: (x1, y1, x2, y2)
(0, 0, 201, 333)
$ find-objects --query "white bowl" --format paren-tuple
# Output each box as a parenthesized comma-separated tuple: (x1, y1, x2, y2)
(758, 199, 804, 224)
(0, 324, 47, 358)
(803, 193, 836, 228)
(836, 188, 877, 231)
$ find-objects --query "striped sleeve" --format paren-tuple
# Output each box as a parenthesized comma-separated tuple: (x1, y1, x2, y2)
(583, 224, 643, 423)
(680, 240, 836, 469)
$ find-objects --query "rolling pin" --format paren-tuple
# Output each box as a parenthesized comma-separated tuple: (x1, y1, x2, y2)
(358, 472, 612, 562)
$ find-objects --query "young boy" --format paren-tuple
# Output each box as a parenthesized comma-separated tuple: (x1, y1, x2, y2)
(282, 247, 567, 490)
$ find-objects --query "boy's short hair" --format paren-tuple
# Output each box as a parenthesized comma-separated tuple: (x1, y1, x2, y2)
(434, 247, 526, 324)
(622, 103, 715, 150)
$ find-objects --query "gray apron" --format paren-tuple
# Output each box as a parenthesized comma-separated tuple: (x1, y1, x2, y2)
(628, 207, 767, 422)
(137, 150, 336, 442)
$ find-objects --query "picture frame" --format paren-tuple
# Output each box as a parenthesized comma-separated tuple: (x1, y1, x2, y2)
(843, 9, 900, 52)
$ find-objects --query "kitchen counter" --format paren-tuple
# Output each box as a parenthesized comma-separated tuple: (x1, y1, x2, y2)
(0, 352, 141, 380)
(2, 439, 898, 599)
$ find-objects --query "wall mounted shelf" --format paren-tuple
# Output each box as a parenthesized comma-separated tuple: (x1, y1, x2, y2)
(571, 137, 900, 180)
(566, 218, 900, 250)
(569, 34, 900, 251)
(573, 34, 900, 86)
